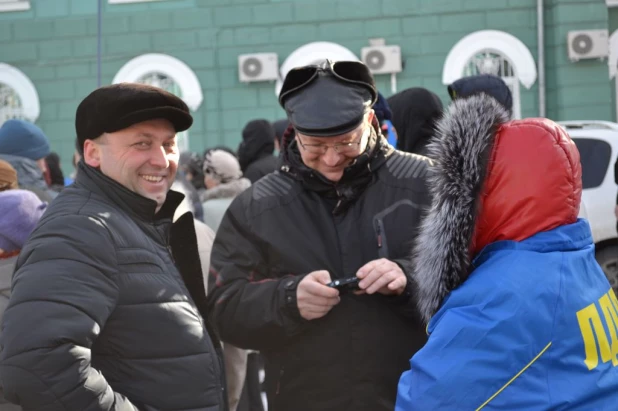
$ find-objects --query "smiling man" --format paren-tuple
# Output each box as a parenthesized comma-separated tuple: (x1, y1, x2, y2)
(208, 60, 432, 411)
(0, 83, 227, 411)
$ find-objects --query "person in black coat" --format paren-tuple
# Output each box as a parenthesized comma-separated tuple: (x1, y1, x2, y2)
(0, 83, 227, 411)
(387, 87, 443, 156)
(208, 60, 431, 411)
(238, 119, 278, 183)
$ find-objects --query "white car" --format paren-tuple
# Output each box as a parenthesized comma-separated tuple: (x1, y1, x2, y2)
(559, 121, 618, 292)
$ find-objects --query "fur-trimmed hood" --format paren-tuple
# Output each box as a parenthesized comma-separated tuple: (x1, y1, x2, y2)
(414, 94, 582, 323)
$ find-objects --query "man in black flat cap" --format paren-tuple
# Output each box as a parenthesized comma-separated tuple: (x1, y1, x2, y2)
(0, 83, 227, 411)
(208, 60, 431, 411)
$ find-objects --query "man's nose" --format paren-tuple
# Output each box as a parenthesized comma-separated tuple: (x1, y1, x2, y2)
(150, 146, 170, 168)
(321, 147, 341, 166)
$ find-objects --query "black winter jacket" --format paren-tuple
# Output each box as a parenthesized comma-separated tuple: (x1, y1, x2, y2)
(0, 163, 226, 411)
(238, 120, 277, 183)
(208, 132, 431, 411)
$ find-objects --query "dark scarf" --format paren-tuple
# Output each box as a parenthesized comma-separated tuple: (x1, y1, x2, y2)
(281, 121, 393, 215)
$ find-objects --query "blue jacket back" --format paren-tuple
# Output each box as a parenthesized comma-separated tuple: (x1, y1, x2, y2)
(397, 220, 618, 410)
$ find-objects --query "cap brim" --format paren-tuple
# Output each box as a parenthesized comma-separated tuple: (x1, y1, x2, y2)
(293, 115, 365, 137)
(108, 106, 193, 134)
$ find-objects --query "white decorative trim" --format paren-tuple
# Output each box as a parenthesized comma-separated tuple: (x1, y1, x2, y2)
(442, 30, 538, 89)
(113, 53, 203, 111)
(0, 63, 40, 121)
(0, 0, 30, 12)
(275, 42, 360, 95)
(609, 30, 618, 79)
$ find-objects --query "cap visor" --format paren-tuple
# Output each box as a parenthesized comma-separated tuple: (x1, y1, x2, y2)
(109, 106, 193, 134)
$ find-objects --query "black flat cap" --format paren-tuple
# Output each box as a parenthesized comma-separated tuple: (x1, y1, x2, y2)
(75, 83, 193, 152)
(279, 61, 377, 137)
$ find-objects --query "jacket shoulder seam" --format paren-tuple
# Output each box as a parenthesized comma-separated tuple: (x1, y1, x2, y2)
(384, 152, 432, 180)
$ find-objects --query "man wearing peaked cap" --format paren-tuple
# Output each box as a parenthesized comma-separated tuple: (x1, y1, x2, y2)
(0, 83, 228, 410)
(208, 60, 432, 411)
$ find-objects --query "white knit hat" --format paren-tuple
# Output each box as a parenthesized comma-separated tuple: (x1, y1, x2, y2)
(202, 149, 242, 183)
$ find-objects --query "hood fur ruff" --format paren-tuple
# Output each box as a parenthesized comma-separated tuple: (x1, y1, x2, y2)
(414, 94, 510, 324)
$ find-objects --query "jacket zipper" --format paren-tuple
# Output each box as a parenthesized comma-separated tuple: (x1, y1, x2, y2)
(273, 365, 285, 411)
(275, 366, 285, 395)
(374, 219, 388, 258)
(334, 187, 342, 213)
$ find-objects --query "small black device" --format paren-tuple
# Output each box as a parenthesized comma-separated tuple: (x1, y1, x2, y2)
(327, 276, 361, 293)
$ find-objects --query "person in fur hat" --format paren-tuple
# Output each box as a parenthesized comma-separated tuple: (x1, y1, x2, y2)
(395, 93, 618, 409)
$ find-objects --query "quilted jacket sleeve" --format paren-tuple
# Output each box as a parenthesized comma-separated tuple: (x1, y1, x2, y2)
(207, 196, 308, 351)
(0, 215, 140, 411)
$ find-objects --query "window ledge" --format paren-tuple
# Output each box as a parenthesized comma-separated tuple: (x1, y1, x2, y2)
(0, 1, 30, 12)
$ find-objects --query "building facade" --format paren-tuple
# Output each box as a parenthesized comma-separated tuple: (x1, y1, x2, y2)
(0, 0, 615, 172)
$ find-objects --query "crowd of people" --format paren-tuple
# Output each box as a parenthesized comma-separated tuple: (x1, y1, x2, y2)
(0, 59, 617, 411)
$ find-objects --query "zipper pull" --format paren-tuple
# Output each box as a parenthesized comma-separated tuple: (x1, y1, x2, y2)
(276, 367, 285, 395)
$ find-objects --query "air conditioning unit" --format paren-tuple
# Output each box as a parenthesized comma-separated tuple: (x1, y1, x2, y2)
(567, 30, 609, 61)
(238, 53, 279, 83)
(361, 45, 402, 75)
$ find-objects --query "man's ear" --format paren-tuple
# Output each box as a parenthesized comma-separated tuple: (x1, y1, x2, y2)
(367, 109, 375, 124)
(83, 139, 102, 168)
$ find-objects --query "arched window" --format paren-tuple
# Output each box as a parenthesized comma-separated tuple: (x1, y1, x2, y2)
(275, 42, 360, 96)
(0, 63, 40, 126)
(442, 30, 538, 119)
(113, 54, 203, 152)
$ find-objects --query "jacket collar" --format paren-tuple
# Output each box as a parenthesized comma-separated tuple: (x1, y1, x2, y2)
(76, 161, 184, 223)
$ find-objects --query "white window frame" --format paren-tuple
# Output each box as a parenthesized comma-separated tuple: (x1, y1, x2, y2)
(113, 54, 203, 152)
(113, 53, 203, 111)
(0, 63, 40, 121)
(275, 42, 360, 96)
(108, 0, 162, 4)
(442, 30, 538, 119)
(0, 0, 30, 12)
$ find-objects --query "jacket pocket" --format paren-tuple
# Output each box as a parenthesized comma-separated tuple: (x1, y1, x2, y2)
(116, 248, 166, 274)
(373, 217, 389, 259)
(373, 199, 424, 260)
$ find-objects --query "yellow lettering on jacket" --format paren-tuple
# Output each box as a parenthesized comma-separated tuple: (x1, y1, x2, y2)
(599, 293, 618, 366)
(576, 290, 618, 371)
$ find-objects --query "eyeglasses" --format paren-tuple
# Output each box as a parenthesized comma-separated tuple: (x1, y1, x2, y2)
(279, 60, 377, 106)
(296, 127, 367, 155)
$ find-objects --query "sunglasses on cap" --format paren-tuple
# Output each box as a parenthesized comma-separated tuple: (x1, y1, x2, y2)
(279, 60, 377, 107)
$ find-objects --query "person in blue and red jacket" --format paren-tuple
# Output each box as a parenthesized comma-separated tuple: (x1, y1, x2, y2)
(396, 92, 618, 410)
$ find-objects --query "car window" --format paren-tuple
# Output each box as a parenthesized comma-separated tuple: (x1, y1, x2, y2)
(572, 138, 611, 189)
